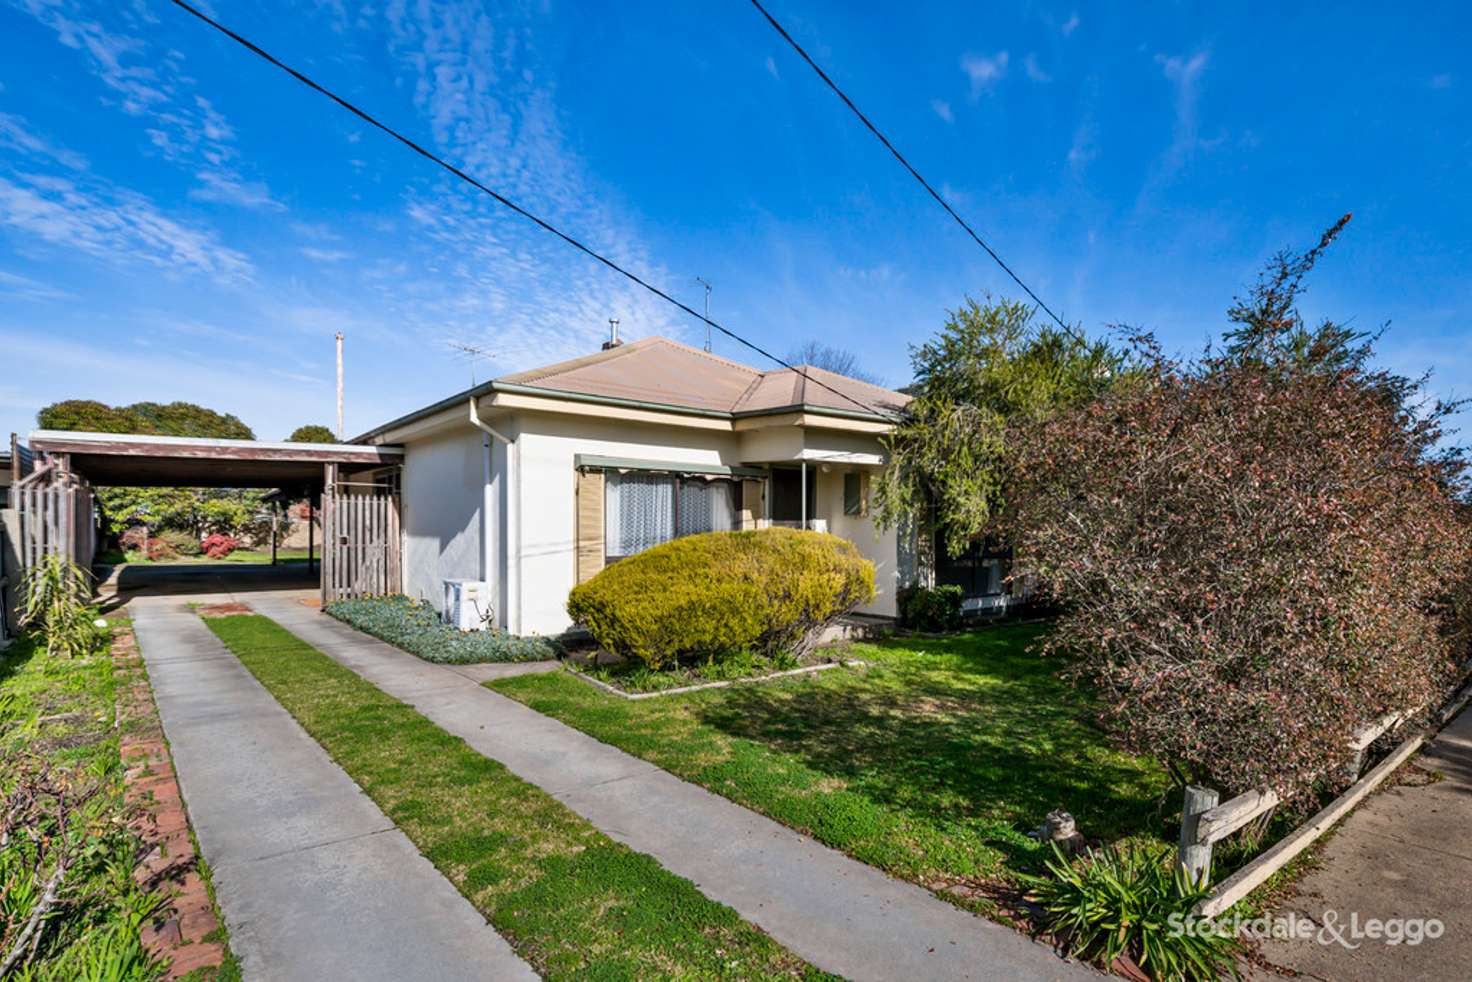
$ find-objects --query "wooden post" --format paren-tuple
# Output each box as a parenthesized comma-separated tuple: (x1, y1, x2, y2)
(271, 502, 278, 566)
(1178, 785, 1220, 886)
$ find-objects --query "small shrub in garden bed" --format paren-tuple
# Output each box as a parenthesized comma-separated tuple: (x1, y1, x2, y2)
(118, 526, 149, 552)
(325, 594, 558, 664)
(144, 537, 177, 561)
(567, 527, 874, 670)
(201, 533, 241, 559)
(896, 583, 963, 632)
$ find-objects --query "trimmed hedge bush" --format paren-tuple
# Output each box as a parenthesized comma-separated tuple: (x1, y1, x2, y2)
(325, 594, 558, 664)
(566, 528, 876, 669)
(896, 583, 963, 631)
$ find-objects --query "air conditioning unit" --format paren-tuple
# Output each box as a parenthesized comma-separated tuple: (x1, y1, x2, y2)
(806, 519, 829, 533)
(443, 579, 493, 632)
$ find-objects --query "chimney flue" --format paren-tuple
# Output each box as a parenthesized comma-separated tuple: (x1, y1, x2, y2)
(602, 317, 622, 350)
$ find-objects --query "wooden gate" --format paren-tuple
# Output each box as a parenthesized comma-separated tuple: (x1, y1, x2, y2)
(321, 489, 400, 602)
(15, 464, 96, 570)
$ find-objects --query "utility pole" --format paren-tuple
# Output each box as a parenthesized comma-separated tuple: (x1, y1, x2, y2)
(335, 332, 344, 440)
(695, 277, 712, 352)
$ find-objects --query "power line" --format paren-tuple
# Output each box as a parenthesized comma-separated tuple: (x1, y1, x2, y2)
(748, 0, 1084, 343)
(166, 0, 897, 422)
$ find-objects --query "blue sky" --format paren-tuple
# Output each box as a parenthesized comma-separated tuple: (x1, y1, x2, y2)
(1, 1, 1468, 441)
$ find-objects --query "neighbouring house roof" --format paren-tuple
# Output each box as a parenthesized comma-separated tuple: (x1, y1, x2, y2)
(354, 337, 909, 442)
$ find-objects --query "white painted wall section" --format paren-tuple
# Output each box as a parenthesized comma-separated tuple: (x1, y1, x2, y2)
(400, 427, 484, 610)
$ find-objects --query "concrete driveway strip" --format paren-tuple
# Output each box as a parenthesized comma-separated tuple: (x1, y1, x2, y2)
(253, 597, 1095, 982)
(130, 599, 537, 982)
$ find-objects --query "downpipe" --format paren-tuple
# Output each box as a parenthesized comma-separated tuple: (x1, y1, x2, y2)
(468, 396, 520, 634)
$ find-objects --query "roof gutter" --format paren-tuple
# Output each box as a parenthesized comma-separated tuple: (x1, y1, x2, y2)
(352, 379, 897, 443)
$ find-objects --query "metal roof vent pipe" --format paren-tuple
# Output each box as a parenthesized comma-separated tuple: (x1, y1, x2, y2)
(602, 317, 623, 350)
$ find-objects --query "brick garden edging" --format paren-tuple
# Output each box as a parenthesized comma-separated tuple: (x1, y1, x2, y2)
(113, 621, 227, 978)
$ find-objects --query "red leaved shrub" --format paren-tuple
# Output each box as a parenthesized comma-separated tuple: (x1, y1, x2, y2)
(144, 537, 178, 561)
(1009, 221, 1472, 805)
(119, 526, 149, 552)
(201, 534, 240, 559)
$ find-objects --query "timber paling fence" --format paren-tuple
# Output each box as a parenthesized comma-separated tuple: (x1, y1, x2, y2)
(15, 463, 95, 571)
(321, 488, 400, 602)
(1178, 672, 1472, 917)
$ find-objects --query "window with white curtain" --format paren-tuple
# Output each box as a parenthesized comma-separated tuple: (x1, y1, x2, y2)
(605, 471, 737, 561)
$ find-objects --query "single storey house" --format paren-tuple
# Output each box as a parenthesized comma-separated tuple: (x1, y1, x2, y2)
(353, 336, 918, 636)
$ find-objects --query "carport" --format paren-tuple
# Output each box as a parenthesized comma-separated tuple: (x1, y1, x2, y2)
(6, 430, 403, 606)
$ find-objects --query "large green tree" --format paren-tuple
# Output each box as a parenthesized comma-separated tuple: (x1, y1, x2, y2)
(872, 297, 1128, 553)
(286, 424, 337, 443)
(37, 399, 254, 439)
(35, 399, 264, 538)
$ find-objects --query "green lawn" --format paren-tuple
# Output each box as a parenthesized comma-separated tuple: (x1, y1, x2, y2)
(203, 614, 830, 980)
(491, 624, 1173, 914)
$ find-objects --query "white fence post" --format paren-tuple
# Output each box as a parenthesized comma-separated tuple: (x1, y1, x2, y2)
(1178, 785, 1220, 886)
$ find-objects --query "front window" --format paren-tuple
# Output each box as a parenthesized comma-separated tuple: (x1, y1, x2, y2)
(605, 471, 736, 561)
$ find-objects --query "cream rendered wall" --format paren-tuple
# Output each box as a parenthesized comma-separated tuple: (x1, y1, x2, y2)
(400, 426, 484, 610)
(513, 413, 744, 635)
(816, 466, 901, 618)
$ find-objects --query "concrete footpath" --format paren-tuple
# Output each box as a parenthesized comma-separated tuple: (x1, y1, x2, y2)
(1252, 705, 1472, 981)
(130, 598, 537, 982)
(252, 596, 1093, 982)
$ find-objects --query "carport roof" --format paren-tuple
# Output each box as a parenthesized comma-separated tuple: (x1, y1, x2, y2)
(26, 430, 402, 489)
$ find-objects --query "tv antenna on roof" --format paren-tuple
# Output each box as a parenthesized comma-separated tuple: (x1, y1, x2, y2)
(694, 277, 712, 352)
(447, 340, 496, 385)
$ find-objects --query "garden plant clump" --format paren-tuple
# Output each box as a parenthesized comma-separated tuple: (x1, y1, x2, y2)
(325, 594, 558, 664)
(896, 584, 964, 632)
(567, 527, 875, 671)
(200, 534, 240, 559)
(1023, 840, 1241, 981)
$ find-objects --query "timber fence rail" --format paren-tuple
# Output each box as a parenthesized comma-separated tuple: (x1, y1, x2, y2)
(1177, 674, 1472, 918)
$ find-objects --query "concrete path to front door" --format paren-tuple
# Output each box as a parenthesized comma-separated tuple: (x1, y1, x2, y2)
(250, 596, 1095, 982)
(1249, 703, 1472, 981)
(130, 598, 538, 982)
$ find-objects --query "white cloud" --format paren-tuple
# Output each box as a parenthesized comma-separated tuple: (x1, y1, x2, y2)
(1154, 50, 1212, 174)
(961, 51, 1009, 98)
(377, 0, 684, 362)
(300, 247, 351, 263)
(0, 113, 88, 170)
(764, 56, 780, 80)
(0, 173, 252, 281)
(1024, 53, 1052, 83)
(0, 270, 74, 303)
(931, 99, 954, 123)
(190, 171, 285, 211)
(12, 0, 281, 211)
(1062, 12, 1080, 36)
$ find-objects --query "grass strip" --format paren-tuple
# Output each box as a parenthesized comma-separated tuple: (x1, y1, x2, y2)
(492, 625, 1171, 915)
(201, 614, 828, 981)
